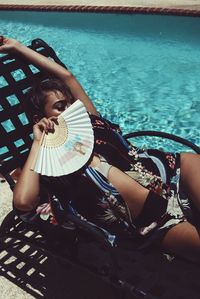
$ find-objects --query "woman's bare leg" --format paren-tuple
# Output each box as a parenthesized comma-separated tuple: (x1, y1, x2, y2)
(162, 153, 200, 261)
(181, 153, 200, 210)
(161, 221, 200, 263)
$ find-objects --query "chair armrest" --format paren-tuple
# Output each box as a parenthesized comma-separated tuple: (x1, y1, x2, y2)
(123, 130, 200, 154)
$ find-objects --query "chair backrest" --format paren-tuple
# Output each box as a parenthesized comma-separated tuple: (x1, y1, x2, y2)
(0, 39, 66, 176)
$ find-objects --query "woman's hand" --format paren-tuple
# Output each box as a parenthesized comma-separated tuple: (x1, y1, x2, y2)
(33, 116, 58, 142)
(0, 36, 22, 53)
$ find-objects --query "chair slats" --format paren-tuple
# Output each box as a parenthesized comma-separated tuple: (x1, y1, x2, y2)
(0, 39, 65, 175)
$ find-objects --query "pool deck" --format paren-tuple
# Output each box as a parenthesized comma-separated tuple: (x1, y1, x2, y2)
(0, 0, 200, 14)
(0, 0, 200, 9)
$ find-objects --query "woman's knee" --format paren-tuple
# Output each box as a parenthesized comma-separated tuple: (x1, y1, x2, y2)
(180, 152, 197, 172)
(180, 152, 200, 170)
(180, 152, 200, 203)
(13, 195, 38, 212)
(180, 152, 199, 186)
(161, 222, 200, 263)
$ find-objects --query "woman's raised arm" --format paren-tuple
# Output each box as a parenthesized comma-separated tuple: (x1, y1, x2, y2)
(0, 36, 98, 115)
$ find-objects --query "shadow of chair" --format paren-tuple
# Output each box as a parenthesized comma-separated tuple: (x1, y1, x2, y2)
(1, 38, 200, 299)
(0, 211, 126, 299)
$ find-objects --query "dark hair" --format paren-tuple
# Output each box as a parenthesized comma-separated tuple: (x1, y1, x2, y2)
(25, 78, 76, 122)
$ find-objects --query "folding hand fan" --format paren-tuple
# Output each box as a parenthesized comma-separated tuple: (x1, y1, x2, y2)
(32, 100, 94, 176)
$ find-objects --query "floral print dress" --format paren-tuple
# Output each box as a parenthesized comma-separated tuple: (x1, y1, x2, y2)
(16, 114, 194, 248)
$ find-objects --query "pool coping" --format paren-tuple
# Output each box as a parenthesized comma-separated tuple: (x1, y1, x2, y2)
(0, 4, 200, 16)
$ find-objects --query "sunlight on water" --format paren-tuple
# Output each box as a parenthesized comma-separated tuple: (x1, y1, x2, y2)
(1, 12, 200, 151)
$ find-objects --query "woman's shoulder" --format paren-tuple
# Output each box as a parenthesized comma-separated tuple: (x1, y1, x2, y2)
(89, 113, 122, 134)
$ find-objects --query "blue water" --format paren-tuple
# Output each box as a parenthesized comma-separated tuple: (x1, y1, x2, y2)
(1, 11, 200, 151)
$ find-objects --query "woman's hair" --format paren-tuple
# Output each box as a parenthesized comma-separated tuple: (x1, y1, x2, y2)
(24, 78, 76, 122)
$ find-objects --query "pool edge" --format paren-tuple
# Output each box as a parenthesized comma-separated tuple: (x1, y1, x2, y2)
(0, 4, 200, 16)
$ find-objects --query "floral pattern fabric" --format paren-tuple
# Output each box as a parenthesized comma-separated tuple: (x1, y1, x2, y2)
(16, 114, 193, 248)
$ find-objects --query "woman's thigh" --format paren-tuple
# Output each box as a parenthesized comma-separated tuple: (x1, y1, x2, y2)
(180, 152, 200, 210)
(161, 221, 200, 263)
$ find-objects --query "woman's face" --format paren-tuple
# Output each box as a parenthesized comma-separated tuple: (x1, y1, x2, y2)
(43, 90, 71, 118)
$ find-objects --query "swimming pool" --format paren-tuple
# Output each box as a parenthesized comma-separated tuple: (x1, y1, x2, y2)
(1, 11, 200, 151)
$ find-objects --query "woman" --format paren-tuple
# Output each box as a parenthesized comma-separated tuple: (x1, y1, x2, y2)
(1, 36, 200, 262)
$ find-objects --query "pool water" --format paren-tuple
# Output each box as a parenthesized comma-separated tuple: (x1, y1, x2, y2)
(1, 11, 200, 151)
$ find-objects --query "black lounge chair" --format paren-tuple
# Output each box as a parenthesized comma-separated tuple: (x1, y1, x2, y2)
(0, 39, 200, 299)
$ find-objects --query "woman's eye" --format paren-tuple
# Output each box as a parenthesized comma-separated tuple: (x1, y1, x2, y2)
(56, 102, 66, 111)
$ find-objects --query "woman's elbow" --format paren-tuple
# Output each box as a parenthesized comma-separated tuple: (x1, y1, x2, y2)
(13, 192, 39, 212)
(61, 70, 73, 82)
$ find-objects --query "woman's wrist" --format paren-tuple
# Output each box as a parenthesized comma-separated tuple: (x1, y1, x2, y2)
(11, 42, 26, 54)
(31, 139, 40, 150)
(0, 37, 23, 54)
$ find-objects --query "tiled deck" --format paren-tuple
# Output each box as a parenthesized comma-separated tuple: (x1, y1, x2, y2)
(0, 0, 199, 9)
(0, 0, 200, 14)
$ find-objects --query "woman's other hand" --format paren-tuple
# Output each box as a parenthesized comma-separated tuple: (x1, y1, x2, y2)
(0, 36, 21, 53)
(33, 116, 58, 142)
